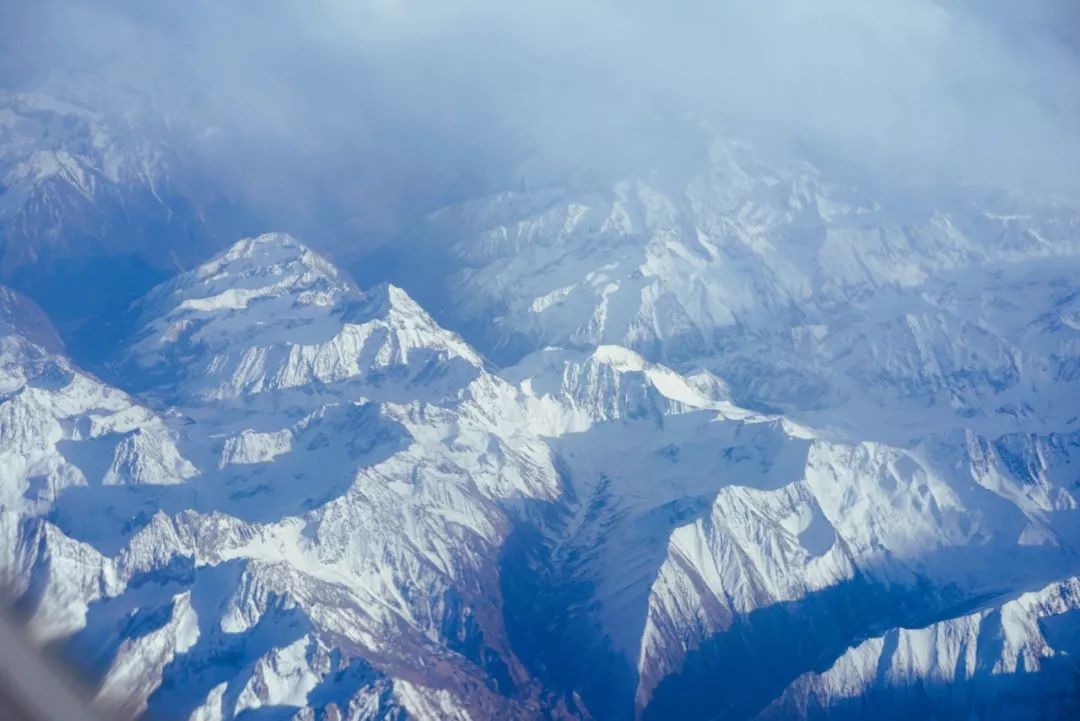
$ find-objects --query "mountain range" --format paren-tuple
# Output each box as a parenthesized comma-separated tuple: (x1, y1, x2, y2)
(1, 89, 1079, 721)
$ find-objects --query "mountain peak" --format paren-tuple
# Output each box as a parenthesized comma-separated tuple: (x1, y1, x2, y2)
(182, 232, 354, 304)
(198, 232, 328, 272)
(352, 282, 439, 324)
(125, 234, 483, 400)
(133, 232, 356, 337)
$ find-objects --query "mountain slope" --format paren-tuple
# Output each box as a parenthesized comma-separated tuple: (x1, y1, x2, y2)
(758, 577, 1080, 721)
(0, 90, 247, 354)
(0, 198, 1078, 721)
(426, 138, 1080, 445)
(0, 238, 580, 720)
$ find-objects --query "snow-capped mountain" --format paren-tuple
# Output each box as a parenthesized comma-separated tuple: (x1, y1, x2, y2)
(121, 233, 484, 404)
(0, 89, 245, 351)
(0, 286, 196, 644)
(1, 223, 1077, 721)
(396, 139, 1080, 718)
(759, 577, 1080, 721)
(428, 139, 1080, 444)
(496, 351, 1080, 719)
(1, 234, 591, 720)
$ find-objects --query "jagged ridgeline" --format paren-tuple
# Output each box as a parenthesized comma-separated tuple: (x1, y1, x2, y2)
(2, 72, 1080, 721)
(1, 224, 1079, 720)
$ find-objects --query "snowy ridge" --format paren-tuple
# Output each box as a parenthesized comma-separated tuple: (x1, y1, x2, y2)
(0, 89, 238, 355)
(502, 343, 744, 436)
(503, 406, 1080, 719)
(0, 298, 195, 642)
(758, 577, 1080, 720)
(0, 91, 216, 277)
(2, 236, 581, 719)
(0, 93, 166, 218)
(0, 175, 1078, 720)
(636, 480, 856, 708)
(435, 137, 1080, 443)
(126, 233, 483, 402)
(630, 428, 1080, 715)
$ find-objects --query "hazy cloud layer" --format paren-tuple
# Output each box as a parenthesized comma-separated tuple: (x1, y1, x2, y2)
(4, 0, 1079, 249)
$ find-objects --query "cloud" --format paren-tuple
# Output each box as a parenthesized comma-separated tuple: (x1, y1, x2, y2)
(4, 0, 1078, 251)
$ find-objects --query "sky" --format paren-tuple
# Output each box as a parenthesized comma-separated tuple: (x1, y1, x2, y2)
(3, 0, 1079, 250)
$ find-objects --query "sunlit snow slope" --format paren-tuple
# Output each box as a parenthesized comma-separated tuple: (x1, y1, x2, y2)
(1, 130, 1079, 721)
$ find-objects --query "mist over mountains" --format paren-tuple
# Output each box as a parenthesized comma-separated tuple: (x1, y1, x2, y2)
(2, 2, 1080, 720)
(7, 0, 1080, 245)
